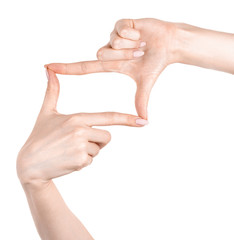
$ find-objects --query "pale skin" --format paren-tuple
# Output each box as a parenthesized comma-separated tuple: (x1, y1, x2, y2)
(18, 18, 234, 239)
(17, 69, 147, 240)
(47, 18, 234, 120)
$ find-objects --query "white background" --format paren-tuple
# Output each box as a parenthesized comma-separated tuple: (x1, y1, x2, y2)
(0, 0, 234, 239)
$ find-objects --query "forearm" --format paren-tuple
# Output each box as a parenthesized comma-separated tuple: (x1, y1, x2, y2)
(174, 23, 234, 74)
(22, 181, 93, 240)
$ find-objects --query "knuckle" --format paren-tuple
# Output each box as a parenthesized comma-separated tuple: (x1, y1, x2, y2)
(75, 152, 89, 169)
(82, 151, 88, 159)
(104, 130, 112, 143)
(87, 157, 93, 166)
(81, 153, 91, 166)
(103, 112, 114, 122)
(64, 64, 68, 74)
(72, 127, 87, 138)
(110, 29, 116, 39)
(79, 62, 88, 74)
(115, 19, 124, 27)
(97, 48, 104, 60)
(77, 141, 87, 151)
(108, 112, 118, 123)
(126, 115, 133, 125)
(80, 151, 88, 163)
(94, 148, 100, 157)
(112, 112, 118, 120)
(110, 30, 115, 38)
(120, 27, 128, 37)
(112, 38, 121, 49)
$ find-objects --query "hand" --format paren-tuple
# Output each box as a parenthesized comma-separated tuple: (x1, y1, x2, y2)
(46, 19, 178, 119)
(17, 69, 147, 186)
(96, 18, 178, 119)
(97, 18, 234, 119)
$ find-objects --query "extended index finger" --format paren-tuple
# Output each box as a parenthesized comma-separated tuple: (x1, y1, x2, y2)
(79, 112, 148, 127)
(45, 60, 123, 75)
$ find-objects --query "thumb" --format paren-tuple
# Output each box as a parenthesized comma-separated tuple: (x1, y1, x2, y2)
(135, 82, 152, 120)
(41, 68, 60, 113)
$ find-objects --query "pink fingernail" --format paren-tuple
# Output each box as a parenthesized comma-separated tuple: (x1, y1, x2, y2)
(133, 51, 144, 58)
(45, 68, 49, 81)
(140, 42, 146, 47)
(136, 118, 149, 126)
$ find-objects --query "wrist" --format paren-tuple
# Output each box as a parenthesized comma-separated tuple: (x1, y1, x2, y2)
(172, 22, 195, 64)
(21, 178, 53, 193)
(17, 159, 51, 192)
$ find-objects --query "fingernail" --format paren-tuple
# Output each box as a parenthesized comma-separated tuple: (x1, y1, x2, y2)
(140, 42, 146, 47)
(136, 118, 148, 126)
(45, 68, 49, 81)
(44, 64, 49, 68)
(133, 51, 144, 58)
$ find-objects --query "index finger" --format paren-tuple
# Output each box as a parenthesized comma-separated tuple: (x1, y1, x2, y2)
(45, 60, 123, 75)
(79, 112, 148, 127)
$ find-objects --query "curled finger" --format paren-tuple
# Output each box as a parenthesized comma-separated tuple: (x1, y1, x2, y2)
(97, 46, 144, 61)
(87, 142, 100, 157)
(110, 32, 145, 49)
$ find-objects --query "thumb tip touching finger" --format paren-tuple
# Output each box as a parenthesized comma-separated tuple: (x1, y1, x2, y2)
(125, 114, 149, 127)
(41, 68, 60, 113)
(45, 68, 58, 82)
(136, 101, 148, 120)
(136, 107, 148, 120)
(44, 63, 65, 74)
(135, 93, 149, 120)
